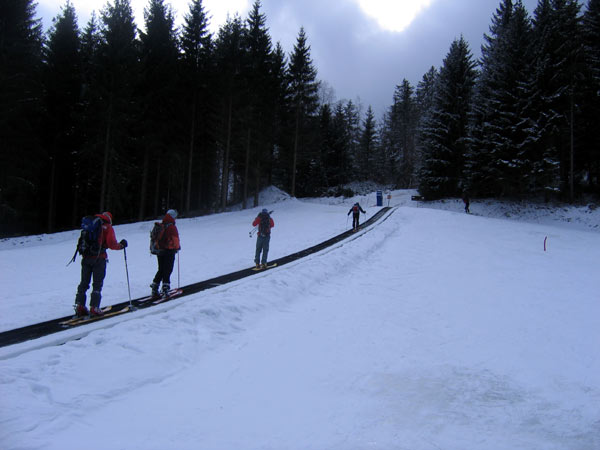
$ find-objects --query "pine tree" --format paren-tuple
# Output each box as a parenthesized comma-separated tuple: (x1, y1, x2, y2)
(76, 13, 104, 219)
(585, 0, 600, 84)
(287, 27, 319, 197)
(0, 0, 44, 233)
(97, 0, 140, 214)
(343, 99, 361, 179)
(414, 66, 438, 181)
(329, 102, 353, 187)
(416, 67, 438, 117)
(180, 0, 215, 213)
(358, 106, 378, 181)
(466, 0, 534, 197)
(581, 0, 600, 195)
(419, 36, 477, 199)
(43, 1, 83, 231)
(214, 15, 247, 209)
(243, 0, 275, 208)
(392, 80, 418, 187)
(138, 0, 180, 220)
(530, 0, 583, 200)
(270, 41, 289, 190)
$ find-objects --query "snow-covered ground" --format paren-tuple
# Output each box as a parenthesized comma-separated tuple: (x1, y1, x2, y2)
(1, 188, 599, 449)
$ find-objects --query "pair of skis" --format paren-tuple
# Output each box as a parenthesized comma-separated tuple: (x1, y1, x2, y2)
(136, 288, 184, 305)
(59, 305, 126, 327)
(251, 263, 278, 271)
(60, 288, 184, 327)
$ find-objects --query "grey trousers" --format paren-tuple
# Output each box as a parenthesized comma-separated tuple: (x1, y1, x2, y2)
(75, 257, 107, 308)
(254, 235, 271, 265)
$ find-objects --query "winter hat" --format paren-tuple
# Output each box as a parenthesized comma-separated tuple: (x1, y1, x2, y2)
(102, 211, 113, 224)
(166, 209, 178, 219)
(262, 208, 268, 213)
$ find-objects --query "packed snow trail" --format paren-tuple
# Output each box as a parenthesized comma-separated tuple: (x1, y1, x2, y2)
(1, 202, 598, 450)
(0, 208, 392, 350)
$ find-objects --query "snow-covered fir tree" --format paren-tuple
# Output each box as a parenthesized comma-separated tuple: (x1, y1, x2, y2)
(530, 0, 583, 200)
(418, 36, 477, 199)
(466, 0, 534, 198)
(581, 0, 600, 195)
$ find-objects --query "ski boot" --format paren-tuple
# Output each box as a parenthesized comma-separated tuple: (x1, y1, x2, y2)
(90, 306, 104, 317)
(74, 304, 89, 317)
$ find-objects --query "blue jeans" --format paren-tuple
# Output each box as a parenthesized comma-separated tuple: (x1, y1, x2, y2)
(255, 235, 270, 265)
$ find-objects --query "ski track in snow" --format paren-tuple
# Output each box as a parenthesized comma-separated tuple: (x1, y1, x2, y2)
(1, 188, 599, 449)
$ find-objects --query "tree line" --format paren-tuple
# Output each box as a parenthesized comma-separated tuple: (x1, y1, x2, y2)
(416, 0, 600, 203)
(1, 0, 599, 236)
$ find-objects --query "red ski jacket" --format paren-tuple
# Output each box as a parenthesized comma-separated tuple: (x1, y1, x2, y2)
(252, 214, 274, 235)
(84, 213, 123, 259)
(160, 213, 181, 251)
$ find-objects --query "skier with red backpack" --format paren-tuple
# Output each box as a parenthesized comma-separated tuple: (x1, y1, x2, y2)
(150, 209, 181, 297)
(73, 212, 127, 317)
(252, 208, 274, 269)
(347, 202, 366, 231)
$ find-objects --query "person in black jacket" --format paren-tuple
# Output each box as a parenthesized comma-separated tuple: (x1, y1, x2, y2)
(347, 202, 366, 231)
(462, 192, 471, 214)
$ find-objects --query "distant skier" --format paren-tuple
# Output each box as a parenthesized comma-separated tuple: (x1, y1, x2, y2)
(74, 212, 127, 317)
(347, 202, 366, 231)
(150, 209, 181, 297)
(462, 191, 471, 214)
(252, 209, 274, 269)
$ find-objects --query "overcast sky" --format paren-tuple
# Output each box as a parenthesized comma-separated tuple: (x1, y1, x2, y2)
(36, 0, 542, 119)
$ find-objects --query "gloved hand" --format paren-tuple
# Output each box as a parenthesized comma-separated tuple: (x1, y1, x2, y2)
(120, 239, 128, 248)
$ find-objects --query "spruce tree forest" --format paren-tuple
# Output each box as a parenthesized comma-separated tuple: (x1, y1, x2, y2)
(1, 0, 599, 236)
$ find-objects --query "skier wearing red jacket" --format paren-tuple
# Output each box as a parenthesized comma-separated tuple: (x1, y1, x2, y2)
(74, 212, 127, 317)
(252, 209, 274, 268)
(347, 202, 366, 231)
(150, 209, 181, 297)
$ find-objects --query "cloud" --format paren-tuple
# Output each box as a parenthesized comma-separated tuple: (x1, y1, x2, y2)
(261, 0, 540, 118)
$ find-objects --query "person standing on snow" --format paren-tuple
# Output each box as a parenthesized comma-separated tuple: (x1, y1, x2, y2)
(150, 209, 181, 297)
(74, 212, 127, 317)
(462, 191, 471, 214)
(253, 208, 274, 268)
(347, 202, 366, 231)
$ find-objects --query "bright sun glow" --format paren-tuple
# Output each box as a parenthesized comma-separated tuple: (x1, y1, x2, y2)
(356, 0, 433, 33)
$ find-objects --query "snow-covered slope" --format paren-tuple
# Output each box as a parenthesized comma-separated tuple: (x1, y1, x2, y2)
(1, 190, 598, 449)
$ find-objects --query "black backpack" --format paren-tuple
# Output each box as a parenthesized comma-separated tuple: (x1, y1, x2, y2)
(258, 212, 271, 236)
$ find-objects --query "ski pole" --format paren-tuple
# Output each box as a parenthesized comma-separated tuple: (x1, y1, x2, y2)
(249, 225, 258, 238)
(177, 251, 180, 288)
(123, 247, 133, 307)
